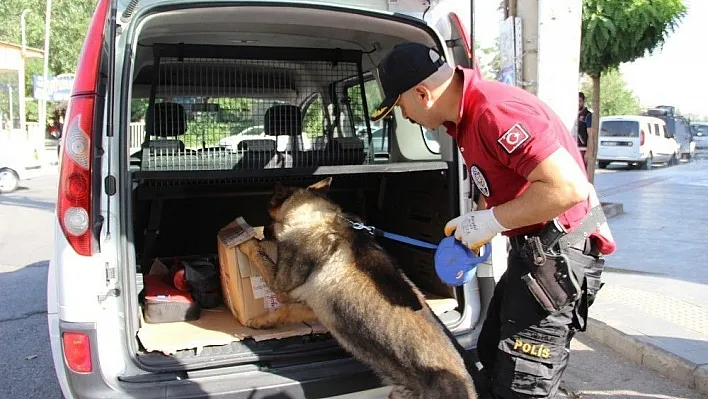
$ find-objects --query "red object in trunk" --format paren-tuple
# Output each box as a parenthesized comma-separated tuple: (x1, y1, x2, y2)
(173, 267, 190, 292)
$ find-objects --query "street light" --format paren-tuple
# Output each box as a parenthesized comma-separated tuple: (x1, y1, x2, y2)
(6, 84, 14, 130)
(20, 9, 30, 137)
(39, 0, 53, 138)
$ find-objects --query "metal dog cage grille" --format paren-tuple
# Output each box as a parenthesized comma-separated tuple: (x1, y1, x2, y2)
(130, 44, 384, 173)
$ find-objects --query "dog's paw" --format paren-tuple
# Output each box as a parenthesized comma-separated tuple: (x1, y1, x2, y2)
(245, 317, 275, 330)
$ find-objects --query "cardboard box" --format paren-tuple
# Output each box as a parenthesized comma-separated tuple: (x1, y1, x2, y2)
(217, 218, 282, 326)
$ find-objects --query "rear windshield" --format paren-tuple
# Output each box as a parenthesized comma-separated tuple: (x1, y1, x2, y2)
(600, 120, 639, 137)
(692, 124, 708, 136)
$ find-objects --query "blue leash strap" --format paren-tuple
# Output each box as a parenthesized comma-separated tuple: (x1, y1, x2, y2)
(347, 220, 438, 250)
(379, 231, 439, 250)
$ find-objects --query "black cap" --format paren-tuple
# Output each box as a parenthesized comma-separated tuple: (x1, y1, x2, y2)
(370, 42, 446, 122)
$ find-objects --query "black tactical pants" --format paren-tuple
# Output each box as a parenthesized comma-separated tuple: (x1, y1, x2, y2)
(476, 240, 604, 398)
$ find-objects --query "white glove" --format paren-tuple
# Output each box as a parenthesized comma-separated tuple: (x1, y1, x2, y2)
(444, 208, 509, 252)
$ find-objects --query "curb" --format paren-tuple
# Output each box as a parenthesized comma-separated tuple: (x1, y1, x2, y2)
(583, 318, 708, 396)
(587, 201, 708, 394)
(600, 202, 624, 219)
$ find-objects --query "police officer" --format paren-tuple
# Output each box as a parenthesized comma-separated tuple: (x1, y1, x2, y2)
(370, 42, 615, 399)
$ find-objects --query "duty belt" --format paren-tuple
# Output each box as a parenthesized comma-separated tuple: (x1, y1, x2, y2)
(509, 204, 607, 256)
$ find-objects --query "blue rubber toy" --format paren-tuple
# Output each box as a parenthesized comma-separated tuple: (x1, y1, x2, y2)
(434, 237, 492, 286)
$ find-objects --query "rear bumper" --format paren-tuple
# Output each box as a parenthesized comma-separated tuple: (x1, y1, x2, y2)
(50, 317, 481, 399)
(694, 140, 708, 149)
(597, 155, 645, 163)
(49, 318, 392, 399)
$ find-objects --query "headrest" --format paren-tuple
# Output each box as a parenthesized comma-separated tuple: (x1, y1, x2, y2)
(264, 105, 302, 136)
(145, 102, 187, 137)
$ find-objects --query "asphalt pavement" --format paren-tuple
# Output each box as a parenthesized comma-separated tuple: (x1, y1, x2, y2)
(0, 172, 61, 399)
(1, 158, 705, 399)
(583, 151, 708, 395)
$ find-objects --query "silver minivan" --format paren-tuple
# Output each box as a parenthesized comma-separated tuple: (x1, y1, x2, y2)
(597, 115, 680, 169)
(47, 0, 501, 397)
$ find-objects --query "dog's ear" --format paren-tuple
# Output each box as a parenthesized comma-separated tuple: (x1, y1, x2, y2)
(307, 177, 333, 194)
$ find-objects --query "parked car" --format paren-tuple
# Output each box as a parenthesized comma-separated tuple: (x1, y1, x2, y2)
(597, 115, 680, 169)
(691, 122, 708, 149)
(356, 126, 441, 158)
(219, 125, 304, 152)
(0, 140, 43, 194)
(357, 126, 387, 153)
(47, 0, 493, 398)
(644, 106, 696, 160)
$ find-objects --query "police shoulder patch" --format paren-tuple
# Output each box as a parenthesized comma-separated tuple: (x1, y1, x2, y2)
(498, 123, 531, 154)
(470, 165, 491, 197)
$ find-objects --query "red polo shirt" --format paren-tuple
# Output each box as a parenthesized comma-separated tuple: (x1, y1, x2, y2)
(443, 67, 614, 254)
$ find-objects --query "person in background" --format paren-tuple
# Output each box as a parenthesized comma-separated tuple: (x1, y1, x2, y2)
(52, 108, 65, 156)
(577, 92, 592, 148)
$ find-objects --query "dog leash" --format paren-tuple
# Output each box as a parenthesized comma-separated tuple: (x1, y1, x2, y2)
(347, 220, 439, 250)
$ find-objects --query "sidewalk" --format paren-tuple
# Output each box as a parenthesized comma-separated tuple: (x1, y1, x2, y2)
(583, 160, 708, 395)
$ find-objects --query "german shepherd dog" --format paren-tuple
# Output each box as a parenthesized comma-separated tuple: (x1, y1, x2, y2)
(238, 177, 478, 399)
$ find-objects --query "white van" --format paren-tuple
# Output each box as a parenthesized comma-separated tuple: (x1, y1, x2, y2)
(47, 0, 501, 397)
(597, 115, 681, 169)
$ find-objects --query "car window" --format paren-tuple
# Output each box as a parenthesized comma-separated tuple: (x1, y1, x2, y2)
(365, 80, 383, 119)
(422, 128, 441, 154)
(599, 120, 639, 137)
(302, 94, 325, 139)
(347, 80, 388, 154)
(346, 79, 383, 133)
(654, 124, 661, 137)
(693, 124, 708, 136)
(663, 125, 669, 138)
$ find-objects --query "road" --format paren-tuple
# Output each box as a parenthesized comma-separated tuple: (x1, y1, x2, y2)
(0, 171, 61, 399)
(594, 154, 708, 285)
(0, 157, 705, 399)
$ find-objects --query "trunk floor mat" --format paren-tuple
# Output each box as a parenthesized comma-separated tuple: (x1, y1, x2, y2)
(137, 298, 458, 356)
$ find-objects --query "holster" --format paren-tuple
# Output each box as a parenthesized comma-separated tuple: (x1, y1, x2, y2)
(518, 235, 582, 314)
(516, 206, 607, 317)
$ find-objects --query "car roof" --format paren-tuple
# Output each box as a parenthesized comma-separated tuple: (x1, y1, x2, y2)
(601, 115, 666, 124)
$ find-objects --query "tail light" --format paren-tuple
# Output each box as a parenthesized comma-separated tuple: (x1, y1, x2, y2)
(57, 0, 109, 256)
(640, 130, 645, 146)
(62, 332, 93, 373)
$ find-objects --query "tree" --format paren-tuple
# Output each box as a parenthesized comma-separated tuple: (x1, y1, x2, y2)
(475, 39, 501, 80)
(0, 0, 96, 121)
(579, 68, 641, 117)
(580, 0, 686, 183)
(684, 113, 708, 123)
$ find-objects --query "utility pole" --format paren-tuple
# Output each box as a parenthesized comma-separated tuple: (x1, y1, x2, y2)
(39, 0, 53, 140)
(7, 85, 14, 130)
(510, 0, 583, 136)
(20, 9, 30, 137)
